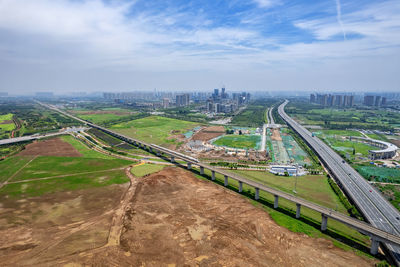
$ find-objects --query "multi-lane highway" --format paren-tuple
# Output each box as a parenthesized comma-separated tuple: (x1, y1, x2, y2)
(278, 100, 400, 261)
(0, 127, 87, 146)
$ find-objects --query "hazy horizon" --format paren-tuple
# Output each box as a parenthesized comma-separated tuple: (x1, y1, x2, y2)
(1, 0, 400, 93)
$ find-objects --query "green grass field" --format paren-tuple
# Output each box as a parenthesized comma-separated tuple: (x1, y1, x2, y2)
(111, 116, 200, 146)
(315, 131, 376, 157)
(0, 135, 133, 198)
(130, 163, 166, 177)
(232, 170, 347, 212)
(72, 108, 141, 125)
(0, 169, 129, 198)
(213, 135, 261, 149)
(318, 130, 363, 137)
(61, 135, 114, 159)
(10, 156, 131, 181)
(78, 113, 130, 124)
(0, 113, 13, 122)
(0, 156, 34, 183)
(0, 113, 15, 132)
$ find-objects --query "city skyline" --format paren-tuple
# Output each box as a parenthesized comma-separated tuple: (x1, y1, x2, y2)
(0, 0, 400, 93)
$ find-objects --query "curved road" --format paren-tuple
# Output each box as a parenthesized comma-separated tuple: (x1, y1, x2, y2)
(278, 100, 400, 262)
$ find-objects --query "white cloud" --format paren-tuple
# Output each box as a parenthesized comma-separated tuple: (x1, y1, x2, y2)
(253, 0, 276, 8)
(335, 0, 346, 40)
(0, 0, 399, 92)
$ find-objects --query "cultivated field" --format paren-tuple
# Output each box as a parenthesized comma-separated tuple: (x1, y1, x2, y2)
(72, 108, 136, 124)
(111, 115, 201, 148)
(0, 113, 15, 132)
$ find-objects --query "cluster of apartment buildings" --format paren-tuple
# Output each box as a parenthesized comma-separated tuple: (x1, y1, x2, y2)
(364, 95, 387, 107)
(206, 88, 250, 114)
(310, 94, 354, 107)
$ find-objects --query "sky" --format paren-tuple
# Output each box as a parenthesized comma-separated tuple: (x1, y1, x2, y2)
(0, 0, 399, 93)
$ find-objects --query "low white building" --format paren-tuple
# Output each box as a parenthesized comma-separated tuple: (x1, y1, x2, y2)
(269, 165, 305, 176)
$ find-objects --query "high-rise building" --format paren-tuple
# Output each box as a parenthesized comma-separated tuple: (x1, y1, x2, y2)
(382, 97, 387, 106)
(207, 99, 213, 112)
(374, 96, 381, 107)
(310, 94, 316, 103)
(176, 94, 190, 107)
(162, 98, 169, 108)
(348, 95, 354, 107)
(335, 95, 342, 106)
(327, 95, 335, 106)
(364, 95, 375, 106)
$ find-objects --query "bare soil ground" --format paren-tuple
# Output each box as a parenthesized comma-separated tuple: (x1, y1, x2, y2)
(0, 183, 128, 266)
(192, 126, 225, 141)
(18, 138, 82, 157)
(271, 128, 282, 141)
(390, 139, 400, 147)
(77, 167, 374, 266)
(0, 167, 376, 266)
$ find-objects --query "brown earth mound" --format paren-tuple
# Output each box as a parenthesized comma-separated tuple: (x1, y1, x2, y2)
(271, 128, 282, 141)
(192, 126, 225, 141)
(18, 137, 82, 157)
(0, 167, 376, 266)
(79, 167, 374, 266)
(0, 120, 13, 124)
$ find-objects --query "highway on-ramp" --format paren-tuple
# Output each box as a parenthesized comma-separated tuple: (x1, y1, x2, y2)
(278, 100, 400, 262)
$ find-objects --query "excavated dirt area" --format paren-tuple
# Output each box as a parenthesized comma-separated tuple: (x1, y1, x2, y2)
(271, 128, 282, 141)
(0, 183, 128, 266)
(18, 137, 82, 157)
(0, 166, 377, 266)
(192, 126, 225, 141)
(74, 167, 374, 266)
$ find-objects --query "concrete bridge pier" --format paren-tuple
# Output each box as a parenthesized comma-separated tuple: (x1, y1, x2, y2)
(255, 188, 259, 200)
(238, 181, 243, 193)
(171, 156, 175, 163)
(156, 150, 160, 156)
(224, 175, 228, 186)
(133, 141, 137, 146)
(296, 203, 301, 219)
(187, 162, 192, 170)
(370, 237, 379, 255)
(321, 214, 328, 231)
(200, 166, 204, 175)
(148, 147, 152, 153)
(211, 171, 216, 181)
(274, 195, 279, 209)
